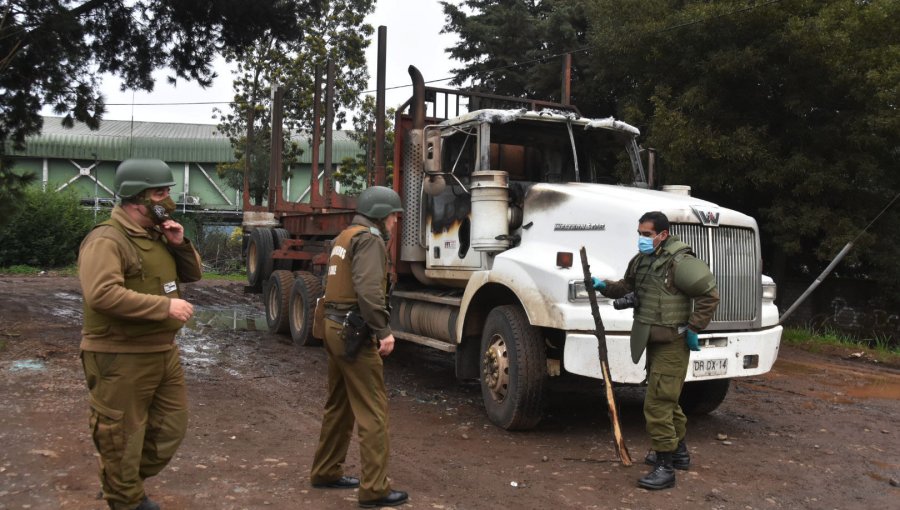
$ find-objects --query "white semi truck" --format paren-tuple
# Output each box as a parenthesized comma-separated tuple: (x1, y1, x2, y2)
(250, 66, 783, 430)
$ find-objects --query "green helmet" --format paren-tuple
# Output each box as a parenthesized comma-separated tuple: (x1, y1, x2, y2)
(114, 159, 176, 198)
(356, 186, 403, 219)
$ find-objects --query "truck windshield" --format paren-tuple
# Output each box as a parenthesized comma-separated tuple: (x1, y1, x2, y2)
(441, 119, 639, 186)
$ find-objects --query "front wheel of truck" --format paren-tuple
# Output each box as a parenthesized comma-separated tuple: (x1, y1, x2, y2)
(680, 378, 730, 415)
(480, 305, 546, 430)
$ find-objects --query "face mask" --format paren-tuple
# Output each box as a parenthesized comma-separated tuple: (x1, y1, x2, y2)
(638, 234, 658, 254)
(142, 196, 177, 224)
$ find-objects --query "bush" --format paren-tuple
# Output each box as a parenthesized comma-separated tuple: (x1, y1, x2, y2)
(0, 188, 103, 267)
(195, 225, 244, 274)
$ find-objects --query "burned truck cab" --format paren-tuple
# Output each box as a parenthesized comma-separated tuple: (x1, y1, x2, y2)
(401, 107, 647, 287)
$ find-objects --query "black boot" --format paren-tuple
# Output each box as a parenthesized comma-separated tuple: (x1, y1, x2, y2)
(134, 496, 161, 510)
(638, 451, 676, 490)
(644, 439, 691, 470)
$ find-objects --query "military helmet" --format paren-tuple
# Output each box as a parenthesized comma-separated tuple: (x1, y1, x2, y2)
(356, 186, 403, 220)
(114, 159, 176, 198)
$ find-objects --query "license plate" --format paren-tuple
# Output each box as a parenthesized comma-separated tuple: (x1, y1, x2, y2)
(693, 358, 727, 377)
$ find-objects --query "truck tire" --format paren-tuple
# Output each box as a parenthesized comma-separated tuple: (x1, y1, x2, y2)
(272, 228, 293, 272)
(264, 270, 294, 334)
(289, 272, 323, 347)
(679, 378, 730, 415)
(247, 227, 275, 290)
(480, 305, 546, 430)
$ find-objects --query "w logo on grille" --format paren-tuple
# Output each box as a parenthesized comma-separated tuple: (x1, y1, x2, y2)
(691, 206, 721, 226)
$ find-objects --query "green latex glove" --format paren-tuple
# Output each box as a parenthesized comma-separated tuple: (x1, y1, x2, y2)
(685, 328, 701, 351)
(591, 277, 606, 290)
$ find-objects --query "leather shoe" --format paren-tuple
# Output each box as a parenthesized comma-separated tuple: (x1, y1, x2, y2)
(359, 490, 409, 508)
(312, 475, 360, 489)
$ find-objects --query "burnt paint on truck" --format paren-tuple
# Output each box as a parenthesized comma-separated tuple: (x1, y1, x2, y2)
(523, 186, 571, 213)
(427, 187, 472, 234)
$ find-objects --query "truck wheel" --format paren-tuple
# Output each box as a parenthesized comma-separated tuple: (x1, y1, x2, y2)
(247, 227, 274, 289)
(680, 378, 730, 415)
(272, 228, 292, 271)
(289, 272, 324, 347)
(480, 305, 546, 430)
(263, 270, 294, 334)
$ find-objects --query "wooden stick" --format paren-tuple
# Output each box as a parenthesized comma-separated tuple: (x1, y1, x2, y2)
(579, 246, 632, 466)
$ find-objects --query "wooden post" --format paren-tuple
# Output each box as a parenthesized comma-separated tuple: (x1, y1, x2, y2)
(580, 246, 632, 466)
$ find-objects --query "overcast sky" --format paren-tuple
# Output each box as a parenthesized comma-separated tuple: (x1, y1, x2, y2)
(62, 0, 462, 125)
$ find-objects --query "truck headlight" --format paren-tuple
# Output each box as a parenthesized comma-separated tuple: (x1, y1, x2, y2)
(762, 281, 777, 300)
(568, 280, 589, 302)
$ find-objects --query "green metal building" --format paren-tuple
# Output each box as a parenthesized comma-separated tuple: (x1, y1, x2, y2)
(6, 116, 364, 221)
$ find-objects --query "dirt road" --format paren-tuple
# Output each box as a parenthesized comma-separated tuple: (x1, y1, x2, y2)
(1, 276, 898, 510)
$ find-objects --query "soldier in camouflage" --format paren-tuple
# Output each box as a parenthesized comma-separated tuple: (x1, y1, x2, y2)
(594, 211, 719, 490)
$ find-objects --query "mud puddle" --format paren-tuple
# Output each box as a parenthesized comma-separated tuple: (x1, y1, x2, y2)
(177, 305, 266, 378)
(774, 357, 900, 401)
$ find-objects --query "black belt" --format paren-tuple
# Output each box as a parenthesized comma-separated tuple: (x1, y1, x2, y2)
(325, 313, 345, 324)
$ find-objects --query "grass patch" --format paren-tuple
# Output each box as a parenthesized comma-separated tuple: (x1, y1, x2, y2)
(0, 265, 42, 275)
(202, 271, 247, 282)
(0, 265, 78, 276)
(783, 326, 900, 366)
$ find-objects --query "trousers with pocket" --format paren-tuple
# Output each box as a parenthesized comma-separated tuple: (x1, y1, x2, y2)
(644, 337, 690, 452)
(81, 348, 188, 510)
(310, 318, 391, 502)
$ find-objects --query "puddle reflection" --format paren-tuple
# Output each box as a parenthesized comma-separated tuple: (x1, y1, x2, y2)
(182, 307, 265, 332)
(176, 306, 265, 377)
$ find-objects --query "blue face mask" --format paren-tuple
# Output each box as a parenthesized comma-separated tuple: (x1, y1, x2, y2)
(638, 235, 657, 254)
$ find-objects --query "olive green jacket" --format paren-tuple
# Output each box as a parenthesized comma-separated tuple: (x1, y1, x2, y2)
(602, 236, 720, 361)
(78, 206, 202, 352)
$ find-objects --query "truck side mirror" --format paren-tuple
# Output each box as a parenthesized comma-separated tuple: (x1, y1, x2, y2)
(424, 128, 442, 174)
(423, 128, 446, 195)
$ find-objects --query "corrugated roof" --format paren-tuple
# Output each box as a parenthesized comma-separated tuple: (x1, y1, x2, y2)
(6, 117, 363, 163)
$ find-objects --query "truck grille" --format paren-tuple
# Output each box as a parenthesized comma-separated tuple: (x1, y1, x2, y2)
(669, 224, 760, 327)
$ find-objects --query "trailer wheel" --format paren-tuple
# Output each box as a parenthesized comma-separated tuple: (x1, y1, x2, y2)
(272, 228, 292, 271)
(289, 272, 324, 347)
(680, 378, 730, 415)
(480, 305, 546, 430)
(263, 270, 294, 334)
(247, 227, 275, 289)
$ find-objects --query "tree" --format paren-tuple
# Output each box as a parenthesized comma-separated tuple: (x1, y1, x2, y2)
(443, 0, 900, 304)
(335, 95, 396, 196)
(0, 0, 315, 225)
(214, 0, 374, 205)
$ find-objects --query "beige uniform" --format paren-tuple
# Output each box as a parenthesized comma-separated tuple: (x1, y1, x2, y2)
(79, 206, 201, 510)
(311, 214, 394, 502)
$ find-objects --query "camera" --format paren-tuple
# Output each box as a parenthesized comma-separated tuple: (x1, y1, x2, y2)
(613, 292, 640, 310)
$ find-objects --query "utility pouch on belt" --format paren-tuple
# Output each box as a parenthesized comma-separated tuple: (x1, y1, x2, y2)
(312, 298, 325, 340)
(341, 310, 371, 360)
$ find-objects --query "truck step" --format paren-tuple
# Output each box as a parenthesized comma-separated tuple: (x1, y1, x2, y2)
(393, 330, 457, 352)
